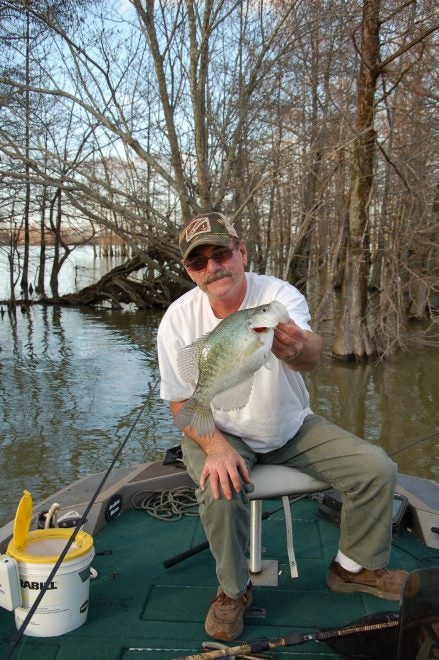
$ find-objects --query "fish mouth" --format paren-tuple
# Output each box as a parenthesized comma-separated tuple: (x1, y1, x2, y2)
(251, 326, 270, 334)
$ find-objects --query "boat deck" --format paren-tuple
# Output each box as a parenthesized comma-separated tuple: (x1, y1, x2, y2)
(1, 467, 438, 659)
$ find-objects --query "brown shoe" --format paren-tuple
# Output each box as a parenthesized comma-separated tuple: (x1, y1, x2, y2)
(326, 560, 408, 601)
(204, 582, 253, 641)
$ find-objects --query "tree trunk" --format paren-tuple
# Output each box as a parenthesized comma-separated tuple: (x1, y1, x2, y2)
(49, 191, 66, 301)
(20, 3, 31, 303)
(333, 0, 381, 361)
(286, 24, 322, 291)
(37, 182, 48, 299)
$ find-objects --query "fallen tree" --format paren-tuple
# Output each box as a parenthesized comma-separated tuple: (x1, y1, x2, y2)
(59, 251, 192, 310)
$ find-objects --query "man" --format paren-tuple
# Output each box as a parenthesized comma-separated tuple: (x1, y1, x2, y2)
(157, 211, 407, 642)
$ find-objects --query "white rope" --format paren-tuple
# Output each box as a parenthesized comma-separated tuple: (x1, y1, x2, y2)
(130, 487, 199, 521)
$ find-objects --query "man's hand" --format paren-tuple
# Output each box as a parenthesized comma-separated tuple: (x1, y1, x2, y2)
(169, 400, 251, 500)
(201, 441, 250, 500)
(272, 319, 322, 371)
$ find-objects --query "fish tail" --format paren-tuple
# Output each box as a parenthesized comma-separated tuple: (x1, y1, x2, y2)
(174, 399, 216, 438)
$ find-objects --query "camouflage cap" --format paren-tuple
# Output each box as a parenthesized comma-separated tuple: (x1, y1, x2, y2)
(179, 212, 239, 261)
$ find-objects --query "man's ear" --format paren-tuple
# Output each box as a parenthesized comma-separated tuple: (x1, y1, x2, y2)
(184, 265, 197, 283)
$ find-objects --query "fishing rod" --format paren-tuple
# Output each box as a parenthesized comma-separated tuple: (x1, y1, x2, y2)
(176, 567, 439, 660)
(388, 428, 439, 457)
(173, 611, 401, 660)
(2, 380, 158, 660)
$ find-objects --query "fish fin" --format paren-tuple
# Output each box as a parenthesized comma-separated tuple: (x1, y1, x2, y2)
(174, 399, 216, 438)
(211, 376, 254, 412)
(176, 337, 206, 384)
(263, 352, 277, 371)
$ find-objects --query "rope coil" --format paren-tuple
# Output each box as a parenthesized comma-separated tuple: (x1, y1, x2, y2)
(131, 487, 199, 521)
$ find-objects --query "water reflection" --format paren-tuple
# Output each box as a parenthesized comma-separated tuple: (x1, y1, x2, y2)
(0, 307, 438, 526)
(306, 335, 439, 481)
(0, 307, 180, 524)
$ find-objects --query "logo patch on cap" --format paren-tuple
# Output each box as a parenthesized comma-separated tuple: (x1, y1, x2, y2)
(185, 217, 211, 242)
(222, 217, 238, 238)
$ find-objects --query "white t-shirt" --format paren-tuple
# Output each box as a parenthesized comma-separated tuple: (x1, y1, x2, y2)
(157, 272, 313, 452)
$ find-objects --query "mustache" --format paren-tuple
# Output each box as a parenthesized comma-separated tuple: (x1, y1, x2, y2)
(204, 269, 233, 285)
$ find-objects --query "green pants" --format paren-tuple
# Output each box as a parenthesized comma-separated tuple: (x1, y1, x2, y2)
(182, 414, 397, 599)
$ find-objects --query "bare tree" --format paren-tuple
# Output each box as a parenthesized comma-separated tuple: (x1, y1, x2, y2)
(0, 0, 437, 352)
(333, 0, 438, 359)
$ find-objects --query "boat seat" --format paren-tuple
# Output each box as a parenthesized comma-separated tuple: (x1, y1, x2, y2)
(248, 464, 330, 586)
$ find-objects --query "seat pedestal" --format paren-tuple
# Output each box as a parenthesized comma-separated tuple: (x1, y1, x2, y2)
(247, 465, 330, 586)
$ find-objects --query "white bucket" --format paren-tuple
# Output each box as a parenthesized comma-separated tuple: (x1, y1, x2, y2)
(7, 492, 95, 637)
(11, 536, 94, 637)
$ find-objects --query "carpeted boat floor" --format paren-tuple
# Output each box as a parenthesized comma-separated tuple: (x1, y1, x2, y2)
(1, 497, 437, 659)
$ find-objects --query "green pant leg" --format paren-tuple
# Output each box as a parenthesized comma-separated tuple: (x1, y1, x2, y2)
(181, 433, 257, 598)
(259, 414, 397, 569)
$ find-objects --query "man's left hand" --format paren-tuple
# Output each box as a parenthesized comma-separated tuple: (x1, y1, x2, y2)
(272, 320, 321, 371)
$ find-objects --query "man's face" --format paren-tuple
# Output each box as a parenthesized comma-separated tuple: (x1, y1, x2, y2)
(183, 240, 247, 299)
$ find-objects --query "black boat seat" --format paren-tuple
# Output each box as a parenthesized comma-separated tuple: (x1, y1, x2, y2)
(248, 465, 330, 585)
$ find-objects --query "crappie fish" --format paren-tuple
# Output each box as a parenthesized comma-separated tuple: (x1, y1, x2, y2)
(175, 300, 289, 437)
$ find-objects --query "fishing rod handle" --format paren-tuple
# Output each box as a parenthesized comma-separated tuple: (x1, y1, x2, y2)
(163, 540, 209, 568)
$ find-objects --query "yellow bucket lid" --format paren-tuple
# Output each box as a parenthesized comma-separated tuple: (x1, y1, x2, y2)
(8, 528, 94, 563)
(8, 489, 94, 563)
(13, 490, 33, 551)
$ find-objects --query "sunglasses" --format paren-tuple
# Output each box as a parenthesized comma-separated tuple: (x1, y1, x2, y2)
(184, 245, 238, 272)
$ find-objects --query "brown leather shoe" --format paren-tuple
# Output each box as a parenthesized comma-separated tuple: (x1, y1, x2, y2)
(326, 560, 408, 601)
(204, 582, 253, 641)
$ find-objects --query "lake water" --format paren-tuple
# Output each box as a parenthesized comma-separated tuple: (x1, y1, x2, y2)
(0, 244, 127, 300)
(0, 248, 438, 525)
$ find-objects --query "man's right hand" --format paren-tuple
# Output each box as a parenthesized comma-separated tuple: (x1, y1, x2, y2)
(169, 400, 251, 500)
(201, 439, 250, 500)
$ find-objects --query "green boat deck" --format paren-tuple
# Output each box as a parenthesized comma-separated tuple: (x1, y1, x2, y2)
(1, 490, 438, 660)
